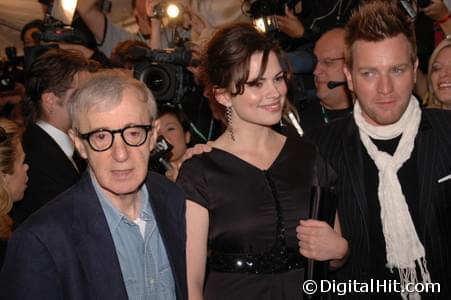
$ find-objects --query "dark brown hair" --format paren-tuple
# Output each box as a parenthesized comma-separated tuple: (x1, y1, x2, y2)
(111, 39, 148, 68)
(201, 23, 288, 122)
(23, 48, 98, 125)
(344, 0, 417, 69)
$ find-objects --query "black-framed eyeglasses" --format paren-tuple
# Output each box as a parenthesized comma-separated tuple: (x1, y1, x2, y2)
(79, 124, 153, 152)
(316, 57, 344, 67)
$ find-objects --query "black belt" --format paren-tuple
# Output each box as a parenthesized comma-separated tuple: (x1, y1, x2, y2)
(208, 248, 305, 274)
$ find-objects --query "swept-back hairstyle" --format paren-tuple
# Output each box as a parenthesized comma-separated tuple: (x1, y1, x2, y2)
(344, 0, 417, 69)
(0, 118, 22, 239)
(23, 48, 98, 126)
(200, 23, 288, 123)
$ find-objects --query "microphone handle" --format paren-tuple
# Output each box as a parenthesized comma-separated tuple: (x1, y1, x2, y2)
(158, 157, 173, 172)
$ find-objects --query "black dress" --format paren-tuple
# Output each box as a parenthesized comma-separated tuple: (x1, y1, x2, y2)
(177, 136, 324, 300)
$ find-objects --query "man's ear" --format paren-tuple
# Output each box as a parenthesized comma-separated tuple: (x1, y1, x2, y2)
(214, 88, 232, 107)
(343, 65, 354, 92)
(41, 92, 58, 115)
(68, 128, 88, 159)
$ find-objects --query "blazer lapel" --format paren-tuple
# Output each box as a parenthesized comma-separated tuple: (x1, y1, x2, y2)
(342, 118, 369, 223)
(146, 177, 185, 299)
(72, 173, 128, 299)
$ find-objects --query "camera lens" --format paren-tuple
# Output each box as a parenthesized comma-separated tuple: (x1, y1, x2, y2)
(143, 65, 171, 98)
(135, 62, 178, 102)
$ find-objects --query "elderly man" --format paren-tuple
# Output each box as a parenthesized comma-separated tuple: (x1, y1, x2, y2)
(0, 71, 187, 300)
(300, 26, 352, 133)
(306, 1, 451, 299)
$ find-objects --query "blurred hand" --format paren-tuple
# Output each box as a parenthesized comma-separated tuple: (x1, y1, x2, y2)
(296, 219, 348, 261)
(422, 0, 449, 21)
(145, 0, 161, 18)
(275, 5, 304, 38)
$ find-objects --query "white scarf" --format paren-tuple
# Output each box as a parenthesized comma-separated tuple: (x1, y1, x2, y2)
(353, 96, 431, 300)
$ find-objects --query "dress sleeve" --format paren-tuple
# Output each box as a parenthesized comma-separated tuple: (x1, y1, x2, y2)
(176, 157, 210, 209)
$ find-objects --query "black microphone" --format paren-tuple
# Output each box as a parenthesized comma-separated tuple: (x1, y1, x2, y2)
(327, 81, 347, 89)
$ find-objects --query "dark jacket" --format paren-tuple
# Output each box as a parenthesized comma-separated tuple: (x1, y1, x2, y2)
(10, 123, 81, 225)
(309, 109, 451, 299)
(0, 171, 187, 300)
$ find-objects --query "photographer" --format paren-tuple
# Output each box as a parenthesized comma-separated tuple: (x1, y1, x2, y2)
(246, 0, 360, 50)
(151, 105, 191, 180)
(131, 44, 221, 146)
(0, 49, 26, 125)
(77, 0, 189, 57)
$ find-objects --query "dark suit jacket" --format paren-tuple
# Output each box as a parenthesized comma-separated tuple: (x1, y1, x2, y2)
(309, 109, 451, 299)
(0, 171, 187, 300)
(10, 123, 81, 225)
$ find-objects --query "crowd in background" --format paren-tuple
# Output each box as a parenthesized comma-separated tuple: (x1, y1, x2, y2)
(0, 0, 451, 299)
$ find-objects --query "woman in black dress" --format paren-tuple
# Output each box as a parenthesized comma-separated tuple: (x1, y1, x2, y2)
(0, 118, 29, 267)
(177, 23, 348, 300)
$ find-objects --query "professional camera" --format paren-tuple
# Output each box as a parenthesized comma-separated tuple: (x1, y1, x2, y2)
(131, 46, 199, 104)
(0, 47, 24, 92)
(244, 0, 298, 33)
(34, 0, 89, 45)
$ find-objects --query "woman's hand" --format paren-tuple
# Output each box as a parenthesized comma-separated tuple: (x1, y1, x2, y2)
(296, 219, 348, 262)
(422, 0, 449, 21)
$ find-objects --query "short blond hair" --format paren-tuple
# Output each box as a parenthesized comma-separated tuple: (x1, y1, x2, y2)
(427, 37, 451, 107)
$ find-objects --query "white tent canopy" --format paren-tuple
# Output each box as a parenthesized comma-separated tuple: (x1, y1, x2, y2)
(0, 0, 133, 57)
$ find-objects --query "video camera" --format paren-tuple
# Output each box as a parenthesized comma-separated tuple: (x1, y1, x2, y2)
(0, 47, 24, 93)
(244, 0, 298, 33)
(131, 46, 199, 105)
(33, 0, 89, 45)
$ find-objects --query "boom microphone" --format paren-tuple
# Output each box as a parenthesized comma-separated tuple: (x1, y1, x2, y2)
(327, 81, 346, 89)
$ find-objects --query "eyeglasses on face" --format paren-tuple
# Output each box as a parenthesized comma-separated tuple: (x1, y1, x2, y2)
(316, 57, 344, 67)
(79, 124, 153, 152)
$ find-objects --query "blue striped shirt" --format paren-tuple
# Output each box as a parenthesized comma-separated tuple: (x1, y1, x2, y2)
(92, 174, 176, 300)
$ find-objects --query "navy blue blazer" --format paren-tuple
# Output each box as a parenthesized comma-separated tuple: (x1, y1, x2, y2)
(0, 171, 187, 300)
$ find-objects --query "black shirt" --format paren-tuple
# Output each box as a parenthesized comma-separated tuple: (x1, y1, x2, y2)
(362, 135, 420, 299)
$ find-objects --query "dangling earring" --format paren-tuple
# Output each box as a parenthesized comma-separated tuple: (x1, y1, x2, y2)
(225, 106, 235, 141)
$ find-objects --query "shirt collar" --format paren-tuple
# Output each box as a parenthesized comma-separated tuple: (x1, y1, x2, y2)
(36, 120, 74, 159)
(91, 171, 150, 232)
